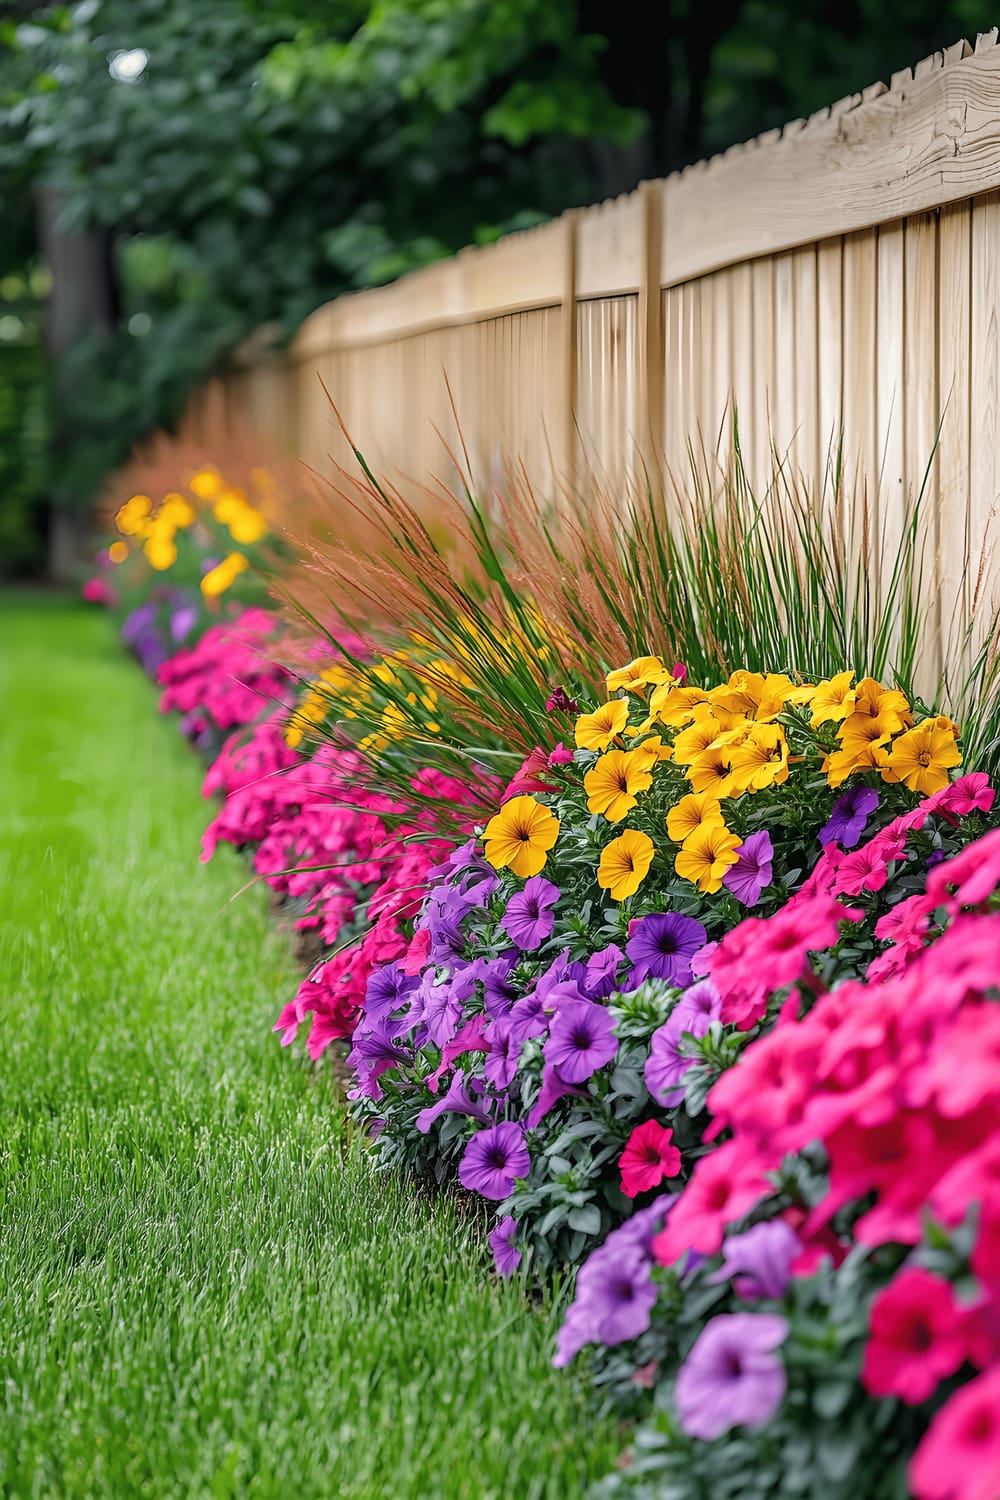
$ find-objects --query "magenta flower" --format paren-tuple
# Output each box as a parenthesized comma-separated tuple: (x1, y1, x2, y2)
(458, 1121, 530, 1200)
(722, 830, 774, 908)
(488, 1216, 522, 1276)
(675, 1313, 789, 1440)
(819, 785, 879, 849)
(544, 999, 619, 1083)
(501, 876, 560, 951)
(626, 912, 707, 988)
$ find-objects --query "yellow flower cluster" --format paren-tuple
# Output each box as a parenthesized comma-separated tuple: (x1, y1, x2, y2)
(811, 671, 960, 794)
(116, 490, 197, 571)
(575, 658, 961, 900)
(283, 650, 475, 754)
(113, 466, 270, 580)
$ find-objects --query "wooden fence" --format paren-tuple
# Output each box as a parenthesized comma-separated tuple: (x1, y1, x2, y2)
(193, 31, 1000, 662)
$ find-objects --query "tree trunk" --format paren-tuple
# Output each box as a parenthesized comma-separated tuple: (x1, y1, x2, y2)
(36, 185, 117, 579)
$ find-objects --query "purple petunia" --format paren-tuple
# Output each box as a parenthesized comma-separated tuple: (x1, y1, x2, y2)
(644, 981, 721, 1106)
(483, 1019, 520, 1091)
(364, 962, 419, 1023)
(501, 875, 560, 951)
(488, 1216, 522, 1276)
(721, 830, 774, 908)
(584, 943, 625, 999)
(674, 1313, 789, 1440)
(818, 785, 880, 849)
(553, 1195, 676, 1366)
(458, 1121, 530, 1200)
(482, 951, 520, 1018)
(526, 1063, 586, 1127)
(544, 998, 619, 1083)
(416, 1069, 493, 1134)
(626, 912, 707, 988)
(709, 1221, 801, 1301)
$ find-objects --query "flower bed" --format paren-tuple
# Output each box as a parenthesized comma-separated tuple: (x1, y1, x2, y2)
(85, 446, 1000, 1499)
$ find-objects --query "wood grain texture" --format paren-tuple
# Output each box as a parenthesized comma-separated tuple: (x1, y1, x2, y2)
(661, 46, 1000, 286)
(936, 200, 972, 634)
(970, 190, 1000, 632)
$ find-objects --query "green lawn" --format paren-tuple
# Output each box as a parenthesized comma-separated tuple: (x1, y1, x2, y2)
(0, 595, 617, 1499)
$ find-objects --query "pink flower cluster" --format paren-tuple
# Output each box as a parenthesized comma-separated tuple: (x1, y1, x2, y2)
(655, 825, 1000, 1500)
(157, 608, 294, 731)
(707, 774, 996, 1028)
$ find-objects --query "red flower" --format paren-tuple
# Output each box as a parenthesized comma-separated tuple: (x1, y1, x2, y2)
(652, 1140, 774, 1264)
(619, 1120, 681, 1199)
(862, 1268, 972, 1404)
(501, 746, 560, 801)
(910, 1366, 1000, 1500)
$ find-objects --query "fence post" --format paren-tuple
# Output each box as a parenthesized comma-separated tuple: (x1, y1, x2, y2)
(638, 181, 665, 491)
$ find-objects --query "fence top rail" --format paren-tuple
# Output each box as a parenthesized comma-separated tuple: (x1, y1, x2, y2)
(276, 31, 1000, 361)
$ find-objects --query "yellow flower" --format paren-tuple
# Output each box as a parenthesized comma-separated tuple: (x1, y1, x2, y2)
(822, 744, 880, 788)
(584, 749, 653, 823)
(483, 795, 560, 878)
(597, 829, 655, 902)
(575, 699, 629, 752)
(628, 734, 672, 773)
(606, 656, 673, 697)
(876, 719, 962, 795)
(666, 792, 724, 844)
(108, 540, 128, 564)
(810, 671, 857, 728)
(685, 747, 738, 799)
(144, 536, 177, 571)
(648, 683, 709, 727)
(754, 674, 813, 722)
(226, 505, 269, 545)
(708, 671, 765, 716)
(200, 551, 249, 597)
(726, 724, 790, 793)
(837, 711, 897, 759)
(116, 494, 152, 535)
(159, 493, 196, 529)
(853, 678, 912, 735)
(675, 820, 741, 893)
(190, 468, 224, 502)
(673, 713, 731, 766)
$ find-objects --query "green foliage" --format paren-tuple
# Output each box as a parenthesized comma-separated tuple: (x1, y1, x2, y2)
(0, 592, 622, 1498)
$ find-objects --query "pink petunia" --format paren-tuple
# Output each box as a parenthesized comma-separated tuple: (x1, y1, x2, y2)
(651, 1140, 776, 1264)
(862, 1268, 973, 1404)
(618, 1120, 681, 1198)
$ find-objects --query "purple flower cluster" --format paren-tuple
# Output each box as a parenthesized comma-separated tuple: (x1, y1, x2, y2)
(554, 1196, 676, 1366)
(644, 979, 722, 1106)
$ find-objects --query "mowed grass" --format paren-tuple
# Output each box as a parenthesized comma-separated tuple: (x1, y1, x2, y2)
(0, 595, 617, 1500)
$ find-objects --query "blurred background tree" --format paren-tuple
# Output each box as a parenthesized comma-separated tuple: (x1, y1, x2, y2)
(0, 0, 996, 573)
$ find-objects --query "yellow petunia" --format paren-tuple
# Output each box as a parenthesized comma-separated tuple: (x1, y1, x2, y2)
(822, 744, 880, 788)
(685, 747, 738, 800)
(673, 714, 733, 766)
(708, 671, 765, 716)
(144, 536, 177, 571)
(649, 683, 709, 727)
(584, 749, 653, 823)
(876, 719, 962, 795)
(666, 792, 724, 844)
(190, 468, 224, 502)
(606, 656, 674, 697)
(810, 671, 857, 728)
(628, 734, 672, 773)
(108, 540, 128, 564)
(575, 699, 629, 752)
(675, 820, 741, 894)
(116, 493, 152, 536)
(837, 711, 897, 760)
(597, 829, 656, 902)
(726, 724, 790, 793)
(159, 493, 197, 529)
(200, 551, 249, 597)
(225, 505, 269, 545)
(483, 795, 560, 878)
(754, 674, 814, 722)
(852, 677, 912, 735)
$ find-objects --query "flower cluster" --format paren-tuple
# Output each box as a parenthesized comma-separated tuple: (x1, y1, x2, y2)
(157, 608, 294, 739)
